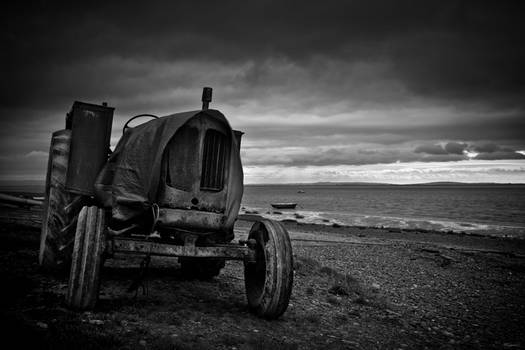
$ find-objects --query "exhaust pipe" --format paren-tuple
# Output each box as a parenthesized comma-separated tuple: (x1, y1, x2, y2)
(202, 87, 212, 110)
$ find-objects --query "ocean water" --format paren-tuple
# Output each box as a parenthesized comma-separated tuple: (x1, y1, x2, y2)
(241, 184, 525, 238)
(2, 182, 524, 238)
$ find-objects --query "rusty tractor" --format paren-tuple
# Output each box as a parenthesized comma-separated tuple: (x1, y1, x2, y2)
(39, 88, 293, 319)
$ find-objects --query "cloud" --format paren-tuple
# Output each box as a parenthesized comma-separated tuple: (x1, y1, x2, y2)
(1, 1, 525, 182)
(3, 1, 525, 110)
(411, 141, 525, 163)
(242, 143, 473, 167)
(418, 154, 466, 162)
(470, 142, 519, 154)
(24, 151, 48, 158)
(473, 143, 500, 153)
(414, 144, 447, 155)
(444, 142, 468, 155)
(244, 159, 525, 184)
(474, 151, 525, 160)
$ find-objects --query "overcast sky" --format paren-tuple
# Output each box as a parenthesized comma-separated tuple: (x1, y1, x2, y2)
(1, 0, 525, 184)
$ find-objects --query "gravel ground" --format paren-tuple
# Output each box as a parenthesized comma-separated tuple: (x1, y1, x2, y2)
(1, 206, 525, 349)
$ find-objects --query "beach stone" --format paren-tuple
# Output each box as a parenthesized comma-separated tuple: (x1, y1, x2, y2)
(442, 330, 454, 337)
(36, 322, 48, 329)
(89, 319, 104, 325)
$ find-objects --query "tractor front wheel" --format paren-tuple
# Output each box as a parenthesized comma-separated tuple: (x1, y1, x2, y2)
(244, 219, 294, 319)
(66, 206, 106, 310)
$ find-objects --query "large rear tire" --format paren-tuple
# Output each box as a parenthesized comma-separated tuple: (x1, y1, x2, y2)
(66, 206, 105, 310)
(244, 219, 293, 319)
(39, 130, 87, 268)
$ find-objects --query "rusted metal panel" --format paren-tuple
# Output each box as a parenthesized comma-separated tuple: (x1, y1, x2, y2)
(157, 208, 225, 231)
(233, 130, 243, 152)
(66, 101, 114, 196)
(112, 237, 255, 261)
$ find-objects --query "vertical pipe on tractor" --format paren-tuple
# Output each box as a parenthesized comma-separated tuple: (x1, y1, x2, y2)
(202, 87, 212, 110)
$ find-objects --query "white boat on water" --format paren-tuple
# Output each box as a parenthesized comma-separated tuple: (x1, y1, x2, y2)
(270, 203, 297, 209)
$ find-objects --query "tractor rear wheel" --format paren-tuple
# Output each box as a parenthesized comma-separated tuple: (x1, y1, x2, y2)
(66, 206, 106, 310)
(40, 187, 86, 268)
(244, 219, 293, 319)
(39, 130, 87, 268)
(179, 257, 225, 280)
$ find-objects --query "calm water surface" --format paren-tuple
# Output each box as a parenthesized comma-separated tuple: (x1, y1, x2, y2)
(241, 184, 525, 238)
(2, 183, 524, 238)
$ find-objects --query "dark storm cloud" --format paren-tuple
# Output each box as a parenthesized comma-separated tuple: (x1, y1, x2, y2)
(473, 143, 501, 153)
(475, 151, 525, 160)
(411, 140, 525, 162)
(471, 143, 521, 154)
(242, 144, 471, 167)
(3, 0, 525, 107)
(470, 143, 525, 160)
(444, 142, 468, 155)
(414, 144, 447, 155)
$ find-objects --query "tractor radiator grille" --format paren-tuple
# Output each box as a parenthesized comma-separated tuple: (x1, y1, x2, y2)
(200, 130, 228, 191)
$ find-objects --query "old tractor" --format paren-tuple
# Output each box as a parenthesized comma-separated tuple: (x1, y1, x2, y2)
(39, 88, 293, 319)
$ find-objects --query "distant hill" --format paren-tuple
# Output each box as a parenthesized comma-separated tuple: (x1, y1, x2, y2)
(245, 181, 524, 186)
(0, 180, 45, 193)
(1, 180, 522, 194)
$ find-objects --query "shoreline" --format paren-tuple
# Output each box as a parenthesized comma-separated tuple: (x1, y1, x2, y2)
(237, 214, 525, 258)
(0, 194, 524, 244)
(238, 211, 525, 241)
(2, 189, 525, 239)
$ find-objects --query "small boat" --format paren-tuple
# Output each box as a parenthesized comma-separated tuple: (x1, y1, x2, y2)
(271, 203, 297, 209)
(297, 190, 305, 193)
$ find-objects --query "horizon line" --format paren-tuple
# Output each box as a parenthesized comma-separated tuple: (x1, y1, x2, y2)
(2, 179, 525, 188)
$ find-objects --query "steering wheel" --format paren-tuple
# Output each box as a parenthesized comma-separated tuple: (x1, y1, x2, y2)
(123, 114, 159, 134)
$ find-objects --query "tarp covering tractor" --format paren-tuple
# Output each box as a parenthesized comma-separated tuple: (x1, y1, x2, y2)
(39, 88, 293, 319)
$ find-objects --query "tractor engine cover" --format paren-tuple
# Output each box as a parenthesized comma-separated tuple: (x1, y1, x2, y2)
(94, 109, 243, 237)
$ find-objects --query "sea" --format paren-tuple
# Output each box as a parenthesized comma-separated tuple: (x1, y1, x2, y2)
(2, 182, 524, 239)
(241, 184, 525, 239)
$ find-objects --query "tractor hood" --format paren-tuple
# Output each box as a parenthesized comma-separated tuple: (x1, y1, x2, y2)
(94, 109, 244, 231)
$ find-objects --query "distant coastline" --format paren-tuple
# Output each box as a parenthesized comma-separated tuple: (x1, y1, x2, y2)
(244, 181, 525, 186)
(1, 180, 524, 239)
(0, 180, 45, 193)
(1, 180, 524, 194)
